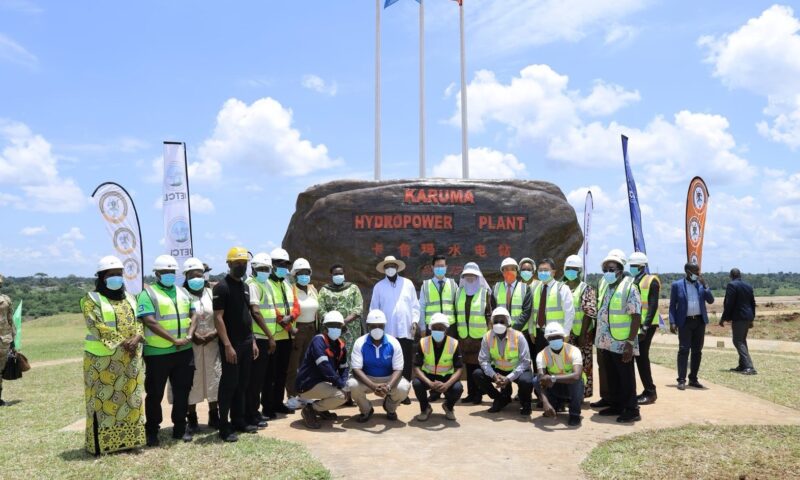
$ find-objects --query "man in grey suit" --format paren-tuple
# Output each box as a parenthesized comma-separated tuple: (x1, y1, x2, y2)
(719, 268, 757, 375)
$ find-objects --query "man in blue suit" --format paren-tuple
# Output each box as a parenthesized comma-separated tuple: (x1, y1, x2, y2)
(669, 262, 714, 390)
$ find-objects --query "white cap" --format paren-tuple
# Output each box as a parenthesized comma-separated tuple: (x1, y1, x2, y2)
(291, 258, 311, 275)
(629, 251, 649, 266)
(429, 312, 450, 327)
(500, 257, 519, 270)
(183, 257, 204, 273)
(491, 306, 511, 320)
(544, 322, 566, 338)
(97, 255, 124, 273)
(322, 311, 345, 325)
(461, 262, 482, 277)
(251, 253, 272, 268)
(366, 309, 387, 325)
(270, 248, 290, 262)
(153, 254, 178, 271)
(564, 254, 583, 270)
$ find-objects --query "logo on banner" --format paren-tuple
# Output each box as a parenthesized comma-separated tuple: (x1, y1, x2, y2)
(123, 258, 140, 280)
(169, 217, 191, 244)
(100, 191, 128, 224)
(113, 228, 137, 254)
(693, 187, 705, 211)
(689, 217, 701, 244)
(690, 253, 698, 265)
(165, 161, 184, 191)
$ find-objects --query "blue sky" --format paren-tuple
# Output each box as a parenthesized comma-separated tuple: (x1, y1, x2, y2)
(2, 0, 800, 276)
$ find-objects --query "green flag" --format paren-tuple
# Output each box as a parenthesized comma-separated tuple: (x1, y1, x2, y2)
(12, 301, 22, 349)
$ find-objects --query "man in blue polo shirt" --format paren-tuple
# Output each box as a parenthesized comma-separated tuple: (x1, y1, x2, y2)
(347, 309, 411, 422)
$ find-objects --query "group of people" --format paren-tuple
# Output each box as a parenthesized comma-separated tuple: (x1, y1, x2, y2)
(77, 245, 756, 455)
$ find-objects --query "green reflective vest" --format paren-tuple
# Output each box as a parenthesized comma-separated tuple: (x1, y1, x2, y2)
(82, 291, 137, 356)
(599, 276, 635, 341)
(485, 329, 522, 372)
(634, 274, 660, 333)
(493, 282, 527, 324)
(246, 277, 278, 338)
(542, 344, 587, 384)
(531, 281, 565, 334)
(455, 287, 488, 339)
(420, 336, 458, 376)
(569, 282, 588, 336)
(423, 278, 456, 325)
(268, 278, 295, 341)
(142, 283, 193, 351)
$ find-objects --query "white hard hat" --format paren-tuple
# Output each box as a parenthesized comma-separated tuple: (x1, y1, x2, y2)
(97, 255, 124, 273)
(251, 253, 272, 268)
(291, 258, 311, 275)
(491, 306, 511, 320)
(183, 257, 204, 273)
(366, 309, 387, 325)
(153, 254, 178, 271)
(500, 257, 519, 270)
(322, 311, 345, 325)
(601, 251, 626, 269)
(607, 249, 627, 265)
(519, 257, 536, 268)
(544, 322, 566, 338)
(270, 248, 290, 262)
(629, 251, 649, 266)
(564, 255, 583, 270)
(429, 312, 450, 327)
(461, 262, 482, 277)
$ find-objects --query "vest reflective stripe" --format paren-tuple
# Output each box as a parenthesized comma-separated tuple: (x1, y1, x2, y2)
(268, 278, 295, 341)
(493, 282, 526, 322)
(486, 330, 521, 371)
(599, 277, 635, 341)
(246, 278, 278, 338)
(143, 284, 192, 349)
(570, 282, 588, 336)
(420, 336, 458, 376)
(635, 274, 660, 333)
(543, 345, 587, 384)
(83, 291, 137, 356)
(455, 288, 487, 339)
(424, 279, 456, 325)
(531, 281, 565, 333)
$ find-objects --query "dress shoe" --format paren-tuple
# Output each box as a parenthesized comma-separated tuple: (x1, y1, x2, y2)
(568, 415, 582, 427)
(590, 399, 610, 408)
(274, 404, 294, 414)
(219, 431, 239, 443)
(356, 406, 374, 423)
(146, 433, 160, 447)
(729, 366, 744, 372)
(741, 368, 757, 375)
(519, 404, 532, 416)
(598, 407, 622, 416)
(487, 397, 510, 413)
(677, 382, 686, 391)
(235, 424, 258, 434)
(471, 396, 483, 405)
(616, 411, 641, 423)
(262, 410, 278, 420)
(461, 395, 476, 404)
(637, 394, 657, 405)
(254, 418, 268, 429)
(301, 405, 321, 429)
(318, 411, 338, 420)
(688, 381, 705, 389)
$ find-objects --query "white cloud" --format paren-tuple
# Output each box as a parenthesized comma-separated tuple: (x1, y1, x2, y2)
(764, 169, 800, 204)
(301, 74, 338, 96)
(190, 193, 215, 213)
(578, 80, 641, 116)
(0, 120, 87, 212)
(604, 24, 638, 45)
(431, 147, 526, 179)
(700, 5, 800, 148)
(0, 32, 37, 67)
(0, 0, 43, 14)
(20, 225, 45, 236)
(59, 227, 85, 241)
(190, 97, 342, 182)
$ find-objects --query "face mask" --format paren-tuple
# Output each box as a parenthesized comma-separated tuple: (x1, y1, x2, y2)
(464, 277, 479, 295)
(564, 270, 579, 281)
(603, 272, 618, 284)
(503, 271, 517, 284)
(296, 274, 311, 286)
(105, 276, 124, 291)
(159, 273, 176, 288)
(538, 271, 552, 282)
(256, 271, 269, 283)
(275, 267, 289, 279)
(630, 266, 641, 276)
(385, 267, 397, 278)
(187, 278, 205, 291)
(492, 323, 507, 335)
(520, 271, 534, 282)
(230, 265, 247, 279)
(327, 327, 342, 341)
(370, 328, 384, 340)
(433, 266, 447, 278)
(431, 330, 446, 342)
(548, 338, 564, 351)
(689, 273, 699, 282)
(332, 274, 345, 285)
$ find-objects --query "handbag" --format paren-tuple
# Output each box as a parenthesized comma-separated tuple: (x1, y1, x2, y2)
(2, 348, 28, 380)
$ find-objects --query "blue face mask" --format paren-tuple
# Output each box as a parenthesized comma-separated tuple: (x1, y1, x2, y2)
(332, 274, 345, 285)
(548, 338, 564, 351)
(431, 330, 446, 342)
(520, 270, 534, 282)
(256, 271, 269, 283)
(603, 272, 618, 284)
(296, 274, 311, 286)
(327, 327, 342, 341)
(564, 270, 579, 281)
(187, 278, 205, 291)
(630, 266, 641, 276)
(689, 273, 699, 282)
(275, 267, 289, 279)
(105, 276, 124, 291)
(538, 271, 552, 282)
(159, 273, 176, 288)
(433, 266, 447, 278)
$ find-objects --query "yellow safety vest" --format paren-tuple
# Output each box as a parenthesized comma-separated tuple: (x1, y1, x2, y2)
(485, 329, 522, 372)
(599, 277, 635, 341)
(423, 278, 456, 325)
(142, 283, 193, 351)
(493, 282, 527, 324)
(246, 278, 278, 338)
(455, 287, 488, 339)
(420, 336, 458, 376)
(268, 278, 295, 341)
(542, 344, 587, 384)
(82, 291, 137, 356)
(531, 281, 565, 333)
(569, 282, 588, 336)
(635, 274, 660, 334)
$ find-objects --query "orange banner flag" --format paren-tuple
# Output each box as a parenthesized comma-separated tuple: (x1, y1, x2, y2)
(685, 176, 710, 269)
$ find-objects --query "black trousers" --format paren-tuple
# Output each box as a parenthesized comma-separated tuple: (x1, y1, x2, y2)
(677, 316, 705, 383)
(600, 350, 638, 414)
(218, 340, 253, 433)
(464, 363, 481, 398)
(472, 368, 533, 406)
(264, 338, 292, 413)
(398, 338, 414, 381)
(246, 338, 271, 423)
(534, 375, 584, 417)
(596, 348, 610, 400)
(732, 321, 754, 370)
(144, 348, 195, 437)
(531, 328, 548, 365)
(635, 326, 658, 395)
(412, 376, 464, 412)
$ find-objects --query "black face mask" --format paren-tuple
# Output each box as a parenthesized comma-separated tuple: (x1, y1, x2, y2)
(230, 264, 247, 279)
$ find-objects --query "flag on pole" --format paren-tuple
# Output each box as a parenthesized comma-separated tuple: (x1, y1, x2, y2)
(163, 142, 194, 287)
(686, 176, 710, 268)
(12, 301, 21, 349)
(384, 0, 419, 7)
(582, 191, 593, 282)
(91, 182, 145, 294)
(621, 135, 649, 272)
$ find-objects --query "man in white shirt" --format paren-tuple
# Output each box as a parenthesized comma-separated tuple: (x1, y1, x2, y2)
(535, 322, 584, 427)
(369, 255, 420, 406)
(522, 258, 576, 364)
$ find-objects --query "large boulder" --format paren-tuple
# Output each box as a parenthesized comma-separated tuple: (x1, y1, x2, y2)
(282, 179, 583, 290)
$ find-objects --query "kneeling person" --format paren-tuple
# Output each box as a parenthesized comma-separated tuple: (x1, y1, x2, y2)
(536, 322, 584, 427)
(473, 307, 534, 415)
(347, 310, 411, 422)
(412, 313, 464, 421)
(296, 311, 350, 429)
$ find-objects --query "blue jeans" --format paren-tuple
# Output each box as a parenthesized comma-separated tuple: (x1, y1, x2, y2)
(534, 375, 584, 417)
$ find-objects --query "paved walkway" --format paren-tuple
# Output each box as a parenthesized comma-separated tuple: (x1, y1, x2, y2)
(650, 331, 800, 353)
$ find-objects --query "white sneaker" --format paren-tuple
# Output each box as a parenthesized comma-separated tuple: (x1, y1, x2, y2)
(286, 396, 303, 410)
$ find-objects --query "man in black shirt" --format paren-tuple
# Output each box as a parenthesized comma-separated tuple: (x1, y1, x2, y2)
(213, 247, 270, 442)
(412, 313, 464, 421)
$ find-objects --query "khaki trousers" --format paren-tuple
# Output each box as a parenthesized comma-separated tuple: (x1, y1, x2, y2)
(299, 382, 347, 412)
(346, 375, 411, 414)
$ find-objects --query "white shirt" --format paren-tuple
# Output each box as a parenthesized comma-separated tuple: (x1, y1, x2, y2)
(540, 279, 576, 334)
(369, 276, 420, 339)
(536, 344, 583, 371)
(349, 333, 404, 372)
(190, 287, 215, 335)
(248, 282, 262, 306)
(295, 285, 319, 324)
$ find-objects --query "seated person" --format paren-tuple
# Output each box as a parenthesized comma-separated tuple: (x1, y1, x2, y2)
(535, 322, 585, 427)
(412, 313, 464, 421)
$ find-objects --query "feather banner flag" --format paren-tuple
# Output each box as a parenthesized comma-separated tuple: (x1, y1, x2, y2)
(686, 176, 710, 269)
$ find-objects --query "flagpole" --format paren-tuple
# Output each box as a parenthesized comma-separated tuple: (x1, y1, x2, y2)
(458, 0, 469, 179)
(375, 0, 382, 181)
(419, 0, 425, 178)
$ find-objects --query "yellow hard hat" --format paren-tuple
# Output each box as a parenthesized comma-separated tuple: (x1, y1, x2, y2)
(227, 246, 249, 262)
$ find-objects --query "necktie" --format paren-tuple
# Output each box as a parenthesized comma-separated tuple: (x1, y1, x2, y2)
(506, 283, 513, 310)
(537, 283, 548, 328)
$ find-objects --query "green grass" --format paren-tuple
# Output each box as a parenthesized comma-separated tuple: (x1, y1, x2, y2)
(649, 345, 800, 410)
(19, 313, 85, 362)
(582, 424, 800, 480)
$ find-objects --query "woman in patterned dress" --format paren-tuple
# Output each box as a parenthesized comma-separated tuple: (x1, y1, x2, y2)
(81, 256, 146, 455)
(317, 264, 363, 364)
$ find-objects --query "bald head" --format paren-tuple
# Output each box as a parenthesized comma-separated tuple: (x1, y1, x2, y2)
(730, 268, 741, 280)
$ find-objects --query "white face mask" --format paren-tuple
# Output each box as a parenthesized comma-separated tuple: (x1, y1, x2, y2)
(370, 328, 384, 340)
(385, 267, 397, 278)
(492, 323, 507, 335)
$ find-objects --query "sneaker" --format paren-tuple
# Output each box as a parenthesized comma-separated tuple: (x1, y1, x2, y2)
(146, 433, 160, 447)
(219, 431, 239, 443)
(589, 399, 610, 408)
(415, 405, 433, 422)
(568, 415, 582, 427)
(318, 411, 338, 420)
(356, 407, 374, 423)
(616, 411, 641, 423)
(286, 396, 303, 410)
(301, 405, 321, 429)
(442, 404, 456, 421)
